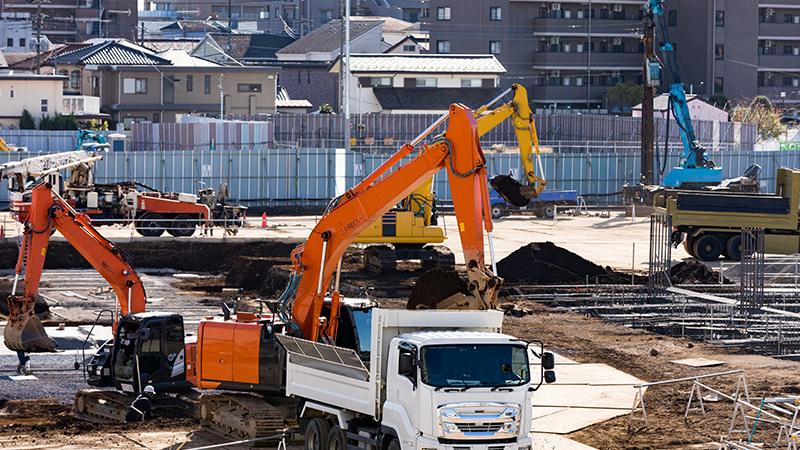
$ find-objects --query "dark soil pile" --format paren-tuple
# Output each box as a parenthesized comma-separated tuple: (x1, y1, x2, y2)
(226, 256, 289, 291)
(496, 242, 615, 284)
(0, 239, 302, 274)
(670, 260, 730, 284)
(407, 268, 469, 309)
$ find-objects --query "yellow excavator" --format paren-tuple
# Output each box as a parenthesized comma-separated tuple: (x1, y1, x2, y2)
(354, 84, 546, 272)
(0, 136, 23, 152)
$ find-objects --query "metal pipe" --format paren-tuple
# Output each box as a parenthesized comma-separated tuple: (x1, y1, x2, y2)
(316, 239, 328, 294)
(334, 257, 342, 292)
(410, 112, 449, 148)
(11, 273, 19, 296)
(635, 369, 743, 387)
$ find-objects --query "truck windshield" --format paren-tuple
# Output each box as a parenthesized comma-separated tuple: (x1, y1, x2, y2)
(419, 344, 529, 388)
(352, 309, 372, 360)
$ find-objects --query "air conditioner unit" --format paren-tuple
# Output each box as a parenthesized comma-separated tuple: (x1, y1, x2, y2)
(766, 8, 775, 16)
(549, 36, 560, 44)
(612, 4, 623, 12)
(765, 72, 774, 79)
(612, 37, 622, 45)
(550, 2, 561, 11)
(765, 40, 774, 47)
(550, 70, 561, 77)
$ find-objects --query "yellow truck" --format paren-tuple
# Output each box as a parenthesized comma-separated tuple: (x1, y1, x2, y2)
(656, 167, 800, 261)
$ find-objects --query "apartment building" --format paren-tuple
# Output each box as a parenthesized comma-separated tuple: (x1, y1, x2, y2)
(423, 0, 800, 111)
(1, 0, 137, 42)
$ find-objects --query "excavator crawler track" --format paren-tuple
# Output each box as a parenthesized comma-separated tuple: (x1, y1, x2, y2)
(74, 389, 132, 423)
(199, 393, 284, 446)
(364, 245, 397, 273)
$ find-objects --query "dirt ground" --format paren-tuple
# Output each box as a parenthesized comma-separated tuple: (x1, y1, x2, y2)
(0, 240, 794, 449)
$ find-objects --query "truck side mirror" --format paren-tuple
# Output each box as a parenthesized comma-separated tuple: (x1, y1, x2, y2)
(399, 353, 415, 377)
(137, 328, 151, 341)
(544, 370, 556, 384)
(542, 352, 555, 370)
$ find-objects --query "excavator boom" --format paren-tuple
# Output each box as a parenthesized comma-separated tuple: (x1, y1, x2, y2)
(4, 182, 147, 353)
(285, 104, 500, 342)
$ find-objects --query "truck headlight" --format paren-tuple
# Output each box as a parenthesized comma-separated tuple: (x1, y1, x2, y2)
(444, 423, 460, 433)
(518, 446, 531, 450)
(501, 422, 516, 432)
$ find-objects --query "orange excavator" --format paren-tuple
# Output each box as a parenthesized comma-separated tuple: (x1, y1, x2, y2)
(4, 103, 503, 438)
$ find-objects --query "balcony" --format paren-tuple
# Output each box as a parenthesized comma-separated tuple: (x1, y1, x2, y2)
(759, 22, 800, 37)
(532, 17, 641, 35)
(532, 51, 641, 69)
(759, 54, 800, 70)
(63, 95, 101, 116)
(139, 10, 178, 19)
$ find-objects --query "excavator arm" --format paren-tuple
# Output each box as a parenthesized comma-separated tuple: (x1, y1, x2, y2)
(4, 182, 147, 353)
(645, 0, 721, 188)
(283, 104, 501, 343)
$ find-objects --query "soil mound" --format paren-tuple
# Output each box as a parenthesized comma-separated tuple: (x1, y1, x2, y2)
(407, 268, 469, 309)
(496, 242, 608, 284)
(670, 260, 729, 284)
(226, 256, 288, 291)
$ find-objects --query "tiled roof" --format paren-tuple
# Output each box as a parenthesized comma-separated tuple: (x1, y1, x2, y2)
(360, 16, 412, 33)
(143, 39, 200, 53)
(54, 40, 171, 66)
(348, 54, 505, 74)
(372, 87, 503, 111)
(242, 34, 297, 60)
(277, 18, 383, 55)
(160, 21, 223, 32)
(277, 98, 313, 108)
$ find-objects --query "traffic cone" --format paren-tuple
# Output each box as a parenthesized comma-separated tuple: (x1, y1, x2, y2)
(261, 212, 267, 228)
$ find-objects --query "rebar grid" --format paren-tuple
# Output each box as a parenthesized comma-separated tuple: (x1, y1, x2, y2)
(648, 212, 672, 297)
(740, 228, 765, 320)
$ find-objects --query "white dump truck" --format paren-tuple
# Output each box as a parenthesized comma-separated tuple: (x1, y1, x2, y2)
(279, 308, 555, 450)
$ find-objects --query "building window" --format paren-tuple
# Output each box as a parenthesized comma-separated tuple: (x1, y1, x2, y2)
(153, 113, 159, 123)
(489, 41, 501, 54)
(784, 45, 793, 55)
(260, 9, 269, 19)
(41, 99, 47, 113)
(489, 7, 501, 21)
(70, 70, 80, 90)
(783, 76, 793, 86)
(715, 44, 724, 60)
(416, 78, 437, 87)
(123, 77, 147, 94)
(9, 89, 14, 99)
(667, 10, 677, 26)
(715, 10, 724, 27)
(238, 84, 261, 92)
(321, 10, 332, 22)
(437, 40, 450, 54)
(714, 77, 723, 94)
(371, 77, 391, 87)
(308, 70, 311, 83)
(403, 44, 415, 51)
(19, 38, 25, 48)
(59, 69, 68, 88)
(6, 38, 11, 47)
(437, 6, 450, 21)
(461, 78, 481, 88)
(205, 75, 211, 94)
(186, 75, 192, 92)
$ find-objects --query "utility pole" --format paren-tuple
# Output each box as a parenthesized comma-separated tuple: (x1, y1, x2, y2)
(32, 0, 50, 74)
(641, 8, 656, 185)
(218, 74, 224, 119)
(344, 0, 351, 152)
(227, 0, 232, 52)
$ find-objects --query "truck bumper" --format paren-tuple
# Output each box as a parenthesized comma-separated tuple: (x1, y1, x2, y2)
(413, 434, 533, 450)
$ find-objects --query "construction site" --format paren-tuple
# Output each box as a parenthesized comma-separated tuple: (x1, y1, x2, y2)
(3, 3, 800, 449)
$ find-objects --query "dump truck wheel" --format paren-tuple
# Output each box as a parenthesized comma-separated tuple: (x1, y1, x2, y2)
(723, 235, 742, 261)
(491, 204, 505, 219)
(136, 214, 165, 237)
(327, 426, 345, 450)
(693, 234, 723, 261)
(305, 418, 330, 450)
(167, 214, 196, 237)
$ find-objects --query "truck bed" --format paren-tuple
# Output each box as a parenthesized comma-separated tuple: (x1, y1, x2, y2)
(674, 191, 790, 215)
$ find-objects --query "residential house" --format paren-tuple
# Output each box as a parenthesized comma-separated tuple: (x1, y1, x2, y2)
(632, 94, 730, 122)
(160, 21, 224, 39)
(0, 73, 65, 129)
(276, 17, 411, 111)
(1, 0, 137, 43)
(385, 35, 429, 54)
(50, 39, 279, 125)
(332, 54, 505, 114)
(190, 33, 296, 65)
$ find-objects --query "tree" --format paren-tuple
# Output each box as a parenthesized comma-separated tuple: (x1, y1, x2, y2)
(19, 109, 36, 130)
(318, 104, 334, 114)
(730, 97, 787, 141)
(708, 93, 729, 110)
(604, 81, 644, 115)
(38, 114, 54, 130)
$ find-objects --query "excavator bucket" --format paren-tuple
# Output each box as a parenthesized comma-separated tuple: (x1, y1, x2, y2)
(3, 298, 58, 353)
(4, 314, 57, 352)
(490, 175, 530, 207)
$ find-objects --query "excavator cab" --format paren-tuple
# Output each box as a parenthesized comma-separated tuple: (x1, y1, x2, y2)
(87, 312, 190, 393)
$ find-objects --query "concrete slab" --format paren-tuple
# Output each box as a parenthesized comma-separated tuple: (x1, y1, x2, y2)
(531, 407, 632, 434)
(3, 374, 38, 381)
(534, 384, 639, 409)
(671, 358, 725, 367)
(531, 433, 598, 449)
(548, 363, 645, 385)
